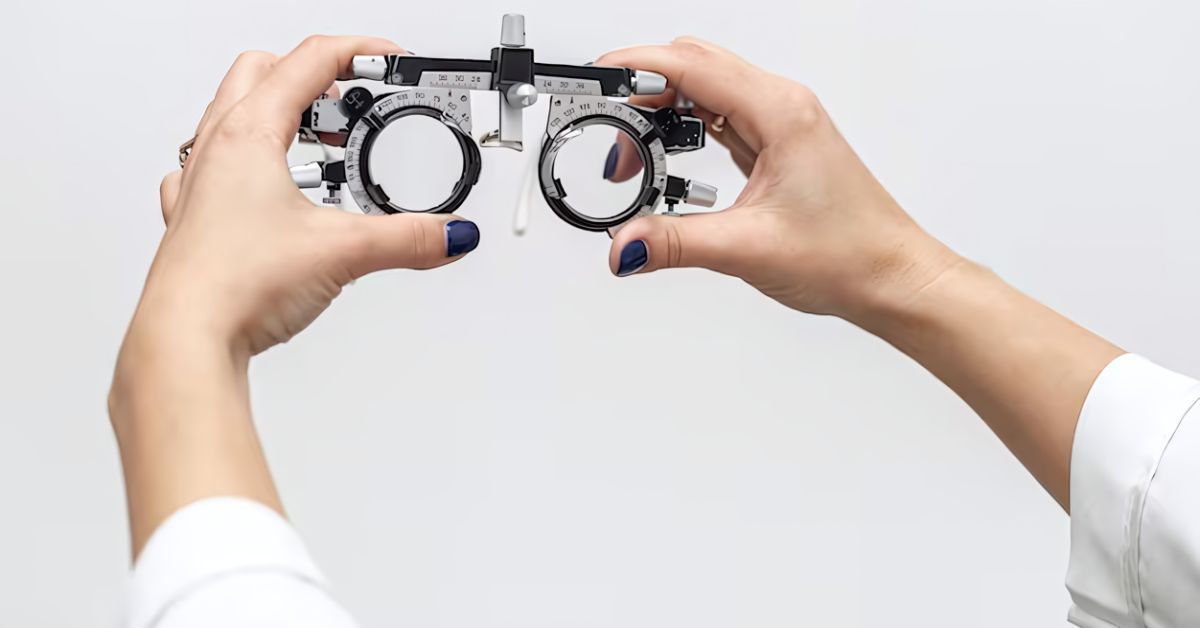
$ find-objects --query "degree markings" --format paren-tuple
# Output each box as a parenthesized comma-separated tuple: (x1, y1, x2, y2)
(343, 89, 473, 216)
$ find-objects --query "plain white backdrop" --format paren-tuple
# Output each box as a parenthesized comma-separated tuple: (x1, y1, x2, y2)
(2, 1, 1199, 626)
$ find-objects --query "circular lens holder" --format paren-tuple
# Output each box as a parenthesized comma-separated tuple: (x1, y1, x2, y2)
(345, 92, 480, 215)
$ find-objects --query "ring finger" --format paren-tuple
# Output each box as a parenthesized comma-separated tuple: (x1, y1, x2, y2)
(167, 51, 281, 224)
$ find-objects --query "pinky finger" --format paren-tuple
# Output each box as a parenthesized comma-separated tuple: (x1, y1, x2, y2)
(159, 171, 183, 226)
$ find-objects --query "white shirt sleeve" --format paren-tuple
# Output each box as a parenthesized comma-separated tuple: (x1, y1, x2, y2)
(1067, 354, 1200, 628)
(125, 497, 359, 628)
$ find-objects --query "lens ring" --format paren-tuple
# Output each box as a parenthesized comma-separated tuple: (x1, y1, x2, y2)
(350, 105, 481, 215)
(539, 116, 660, 232)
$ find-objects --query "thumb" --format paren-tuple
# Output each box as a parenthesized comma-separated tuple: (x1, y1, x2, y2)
(608, 210, 758, 277)
(338, 213, 480, 278)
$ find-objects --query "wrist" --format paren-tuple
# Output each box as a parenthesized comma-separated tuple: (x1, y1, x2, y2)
(109, 301, 272, 558)
(110, 304, 250, 435)
(132, 267, 246, 349)
(839, 225, 966, 332)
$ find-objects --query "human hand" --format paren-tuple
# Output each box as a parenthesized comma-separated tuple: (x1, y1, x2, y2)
(110, 36, 486, 553)
(137, 36, 482, 358)
(598, 38, 959, 323)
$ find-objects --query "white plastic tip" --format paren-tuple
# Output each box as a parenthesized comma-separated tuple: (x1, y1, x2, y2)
(290, 162, 324, 189)
(500, 14, 526, 47)
(352, 55, 387, 81)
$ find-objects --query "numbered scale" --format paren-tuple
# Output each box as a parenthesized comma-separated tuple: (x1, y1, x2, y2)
(290, 13, 718, 235)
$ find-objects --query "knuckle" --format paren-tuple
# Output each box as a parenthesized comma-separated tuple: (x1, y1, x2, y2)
(406, 218, 432, 265)
(212, 104, 281, 147)
(782, 84, 823, 131)
(159, 172, 180, 224)
(299, 34, 331, 53)
(214, 105, 253, 138)
(158, 172, 177, 194)
(663, 220, 686, 268)
(672, 40, 709, 64)
(233, 50, 275, 70)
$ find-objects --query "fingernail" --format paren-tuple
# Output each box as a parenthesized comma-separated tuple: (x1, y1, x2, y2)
(603, 143, 620, 180)
(616, 240, 648, 277)
(445, 220, 480, 257)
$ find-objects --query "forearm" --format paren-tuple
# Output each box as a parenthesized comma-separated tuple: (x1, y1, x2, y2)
(109, 323, 282, 558)
(854, 241, 1123, 510)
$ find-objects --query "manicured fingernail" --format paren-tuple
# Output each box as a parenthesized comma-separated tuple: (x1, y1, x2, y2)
(603, 143, 620, 180)
(616, 240, 648, 277)
(445, 220, 480, 257)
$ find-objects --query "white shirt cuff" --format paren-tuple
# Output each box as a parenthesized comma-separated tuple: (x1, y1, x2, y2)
(126, 497, 329, 628)
(1066, 354, 1200, 628)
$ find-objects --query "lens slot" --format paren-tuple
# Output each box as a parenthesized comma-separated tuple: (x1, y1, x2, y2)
(364, 110, 467, 213)
(542, 117, 652, 229)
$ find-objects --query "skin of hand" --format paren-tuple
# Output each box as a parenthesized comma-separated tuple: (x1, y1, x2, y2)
(599, 38, 1123, 509)
(597, 37, 956, 315)
(109, 36, 482, 557)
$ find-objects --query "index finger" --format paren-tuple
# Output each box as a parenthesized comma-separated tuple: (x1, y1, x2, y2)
(597, 38, 772, 150)
(240, 35, 405, 143)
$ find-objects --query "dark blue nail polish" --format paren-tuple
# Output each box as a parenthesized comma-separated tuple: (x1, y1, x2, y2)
(616, 240, 648, 277)
(445, 220, 480, 257)
(603, 143, 620, 180)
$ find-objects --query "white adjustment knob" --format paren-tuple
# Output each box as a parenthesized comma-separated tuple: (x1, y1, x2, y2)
(683, 180, 718, 208)
(500, 14, 526, 47)
(290, 162, 325, 189)
(351, 55, 387, 81)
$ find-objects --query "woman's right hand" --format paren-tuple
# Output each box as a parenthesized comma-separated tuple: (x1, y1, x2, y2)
(598, 38, 961, 324)
(601, 39, 1128, 511)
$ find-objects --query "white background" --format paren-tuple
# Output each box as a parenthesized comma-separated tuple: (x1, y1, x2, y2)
(2, 1, 1199, 626)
